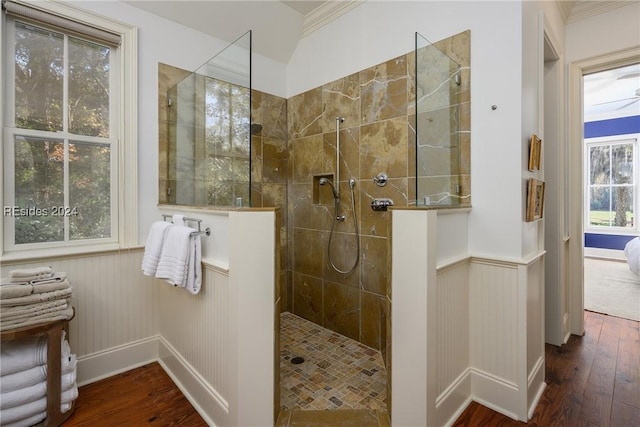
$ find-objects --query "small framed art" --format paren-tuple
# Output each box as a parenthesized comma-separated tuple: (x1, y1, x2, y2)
(528, 134, 542, 171)
(526, 178, 545, 222)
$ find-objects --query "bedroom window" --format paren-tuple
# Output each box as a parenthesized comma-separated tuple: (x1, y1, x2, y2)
(1, 1, 138, 258)
(585, 137, 637, 231)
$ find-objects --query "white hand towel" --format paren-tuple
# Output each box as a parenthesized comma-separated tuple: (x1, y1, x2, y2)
(142, 221, 173, 276)
(172, 214, 186, 226)
(155, 225, 197, 287)
(0, 299, 67, 318)
(0, 284, 34, 299)
(8, 267, 53, 282)
(29, 272, 67, 286)
(0, 288, 73, 307)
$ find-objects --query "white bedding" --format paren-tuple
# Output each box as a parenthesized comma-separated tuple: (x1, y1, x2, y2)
(624, 237, 640, 275)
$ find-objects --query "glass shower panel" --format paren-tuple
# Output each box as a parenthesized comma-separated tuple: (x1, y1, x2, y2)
(167, 30, 251, 207)
(415, 32, 462, 206)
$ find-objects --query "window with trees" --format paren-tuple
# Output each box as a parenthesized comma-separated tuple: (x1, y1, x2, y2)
(2, 1, 137, 256)
(586, 137, 637, 231)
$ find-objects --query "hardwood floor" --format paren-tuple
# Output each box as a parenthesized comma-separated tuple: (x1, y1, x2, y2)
(62, 362, 206, 426)
(61, 311, 638, 426)
(453, 311, 640, 426)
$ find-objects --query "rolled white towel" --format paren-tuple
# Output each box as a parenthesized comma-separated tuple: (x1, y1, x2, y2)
(0, 365, 47, 393)
(142, 221, 173, 276)
(0, 335, 47, 376)
(0, 382, 46, 410)
(0, 332, 71, 376)
(0, 383, 77, 424)
(1, 411, 46, 427)
(0, 355, 76, 394)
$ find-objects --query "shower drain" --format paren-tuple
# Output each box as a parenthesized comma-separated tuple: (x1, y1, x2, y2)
(290, 356, 305, 365)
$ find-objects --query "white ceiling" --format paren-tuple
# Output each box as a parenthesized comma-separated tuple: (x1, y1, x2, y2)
(584, 63, 640, 122)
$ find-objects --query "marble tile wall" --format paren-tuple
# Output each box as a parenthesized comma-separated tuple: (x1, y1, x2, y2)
(285, 31, 470, 378)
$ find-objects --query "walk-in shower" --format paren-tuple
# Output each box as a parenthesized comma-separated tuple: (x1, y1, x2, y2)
(322, 117, 360, 274)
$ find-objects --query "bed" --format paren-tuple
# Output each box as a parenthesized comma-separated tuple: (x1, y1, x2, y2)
(624, 237, 640, 275)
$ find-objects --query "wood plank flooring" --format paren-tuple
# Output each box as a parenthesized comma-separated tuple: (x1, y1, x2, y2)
(452, 311, 640, 426)
(61, 311, 638, 426)
(62, 362, 206, 426)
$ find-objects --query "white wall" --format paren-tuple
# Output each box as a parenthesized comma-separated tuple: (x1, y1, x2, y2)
(70, 1, 287, 248)
(566, 2, 640, 63)
(287, 1, 526, 259)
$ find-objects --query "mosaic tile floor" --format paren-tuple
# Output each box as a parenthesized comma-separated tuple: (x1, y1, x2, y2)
(280, 312, 388, 411)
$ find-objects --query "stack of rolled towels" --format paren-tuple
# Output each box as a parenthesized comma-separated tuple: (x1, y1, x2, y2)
(0, 332, 78, 427)
(0, 267, 74, 332)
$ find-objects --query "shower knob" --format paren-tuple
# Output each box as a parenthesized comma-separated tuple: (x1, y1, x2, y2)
(373, 172, 388, 187)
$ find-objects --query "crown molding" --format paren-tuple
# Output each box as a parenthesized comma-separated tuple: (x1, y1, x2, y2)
(566, 0, 632, 23)
(555, 0, 576, 23)
(302, 0, 365, 37)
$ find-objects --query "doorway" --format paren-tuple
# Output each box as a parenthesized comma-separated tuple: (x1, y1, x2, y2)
(568, 49, 640, 335)
(582, 63, 640, 321)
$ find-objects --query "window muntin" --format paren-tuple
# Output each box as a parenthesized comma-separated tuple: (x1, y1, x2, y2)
(586, 137, 637, 231)
(5, 17, 117, 250)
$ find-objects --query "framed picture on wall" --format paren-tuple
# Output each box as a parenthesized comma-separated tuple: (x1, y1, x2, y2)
(528, 134, 542, 171)
(526, 178, 545, 222)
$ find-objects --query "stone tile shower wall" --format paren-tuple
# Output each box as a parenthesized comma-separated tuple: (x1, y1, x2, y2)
(157, 30, 470, 378)
(285, 31, 470, 371)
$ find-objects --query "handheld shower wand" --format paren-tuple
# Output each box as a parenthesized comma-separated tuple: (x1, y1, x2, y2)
(319, 177, 339, 200)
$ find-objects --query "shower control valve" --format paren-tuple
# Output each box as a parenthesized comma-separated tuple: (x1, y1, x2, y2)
(373, 172, 388, 187)
(370, 198, 394, 212)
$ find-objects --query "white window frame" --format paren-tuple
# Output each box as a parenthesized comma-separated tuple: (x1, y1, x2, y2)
(584, 133, 639, 235)
(1, 0, 137, 260)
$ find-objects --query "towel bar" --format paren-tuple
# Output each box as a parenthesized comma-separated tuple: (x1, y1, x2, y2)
(161, 215, 211, 237)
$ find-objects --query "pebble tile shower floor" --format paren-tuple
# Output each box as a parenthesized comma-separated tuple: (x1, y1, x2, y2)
(280, 312, 388, 411)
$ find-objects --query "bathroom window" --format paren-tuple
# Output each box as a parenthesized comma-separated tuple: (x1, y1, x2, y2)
(585, 136, 638, 232)
(2, 1, 137, 256)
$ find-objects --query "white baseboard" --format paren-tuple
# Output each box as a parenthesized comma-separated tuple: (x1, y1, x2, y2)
(469, 368, 519, 421)
(437, 368, 472, 427)
(157, 337, 228, 427)
(76, 336, 159, 387)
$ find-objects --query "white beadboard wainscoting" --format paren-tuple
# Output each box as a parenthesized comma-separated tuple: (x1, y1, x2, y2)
(1, 249, 158, 384)
(1, 209, 278, 427)
(392, 209, 546, 426)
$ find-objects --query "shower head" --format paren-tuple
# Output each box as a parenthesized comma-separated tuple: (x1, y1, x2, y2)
(319, 177, 339, 199)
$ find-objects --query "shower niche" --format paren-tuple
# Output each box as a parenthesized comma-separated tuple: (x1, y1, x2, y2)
(414, 31, 470, 207)
(160, 31, 252, 207)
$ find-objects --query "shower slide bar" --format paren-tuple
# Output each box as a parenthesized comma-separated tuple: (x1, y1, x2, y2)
(161, 214, 211, 236)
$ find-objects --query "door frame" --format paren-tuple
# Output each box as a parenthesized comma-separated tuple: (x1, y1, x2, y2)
(567, 47, 640, 336)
